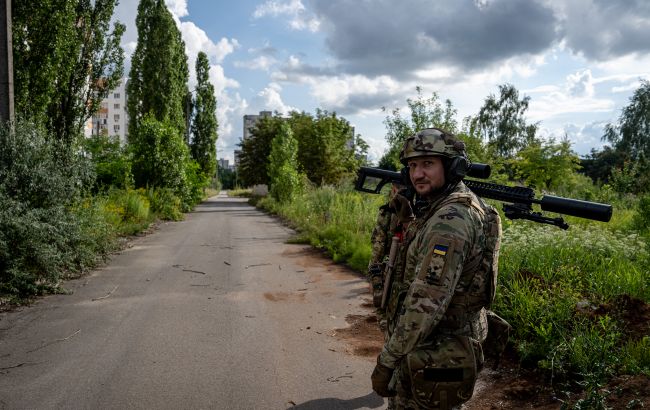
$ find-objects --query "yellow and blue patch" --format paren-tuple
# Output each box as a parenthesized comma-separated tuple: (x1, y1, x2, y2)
(433, 244, 448, 256)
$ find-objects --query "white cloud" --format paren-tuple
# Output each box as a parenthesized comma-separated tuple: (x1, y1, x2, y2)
(252, 83, 297, 115)
(233, 55, 278, 71)
(567, 69, 595, 97)
(164, 0, 188, 19)
(253, 0, 320, 32)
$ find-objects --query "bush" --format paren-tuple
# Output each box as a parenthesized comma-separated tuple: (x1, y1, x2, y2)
(83, 134, 133, 190)
(0, 121, 113, 297)
(633, 194, 650, 232)
(145, 187, 183, 221)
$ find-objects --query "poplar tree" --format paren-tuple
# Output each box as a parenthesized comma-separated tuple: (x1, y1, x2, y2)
(190, 52, 218, 180)
(127, 0, 189, 138)
(268, 122, 301, 203)
(12, 0, 125, 146)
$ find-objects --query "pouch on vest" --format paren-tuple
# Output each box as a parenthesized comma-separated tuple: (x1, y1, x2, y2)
(404, 335, 483, 410)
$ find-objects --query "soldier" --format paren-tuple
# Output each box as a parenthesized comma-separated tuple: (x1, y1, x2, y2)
(367, 183, 413, 313)
(371, 128, 502, 410)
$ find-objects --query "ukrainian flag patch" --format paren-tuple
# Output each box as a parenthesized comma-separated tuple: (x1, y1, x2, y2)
(433, 244, 448, 256)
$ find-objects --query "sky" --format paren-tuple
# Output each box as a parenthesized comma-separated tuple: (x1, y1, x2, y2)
(113, 0, 650, 163)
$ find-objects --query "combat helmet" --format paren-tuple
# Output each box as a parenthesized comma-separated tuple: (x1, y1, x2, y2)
(399, 128, 470, 183)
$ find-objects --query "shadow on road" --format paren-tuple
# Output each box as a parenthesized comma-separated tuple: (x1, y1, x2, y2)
(287, 392, 384, 410)
(287, 392, 385, 410)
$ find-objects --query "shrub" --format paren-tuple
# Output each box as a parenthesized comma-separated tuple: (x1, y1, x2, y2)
(83, 134, 133, 190)
(0, 121, 111, 297)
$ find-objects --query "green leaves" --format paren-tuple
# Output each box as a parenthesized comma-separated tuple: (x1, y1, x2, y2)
(12, 0, 125, 146)
(190, 52, 218, 180)
(127, 0, 189, 138)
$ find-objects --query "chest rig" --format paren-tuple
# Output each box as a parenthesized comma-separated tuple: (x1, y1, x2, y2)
(385, 186, 502, 332)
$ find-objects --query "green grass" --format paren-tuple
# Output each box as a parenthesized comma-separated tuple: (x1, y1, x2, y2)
(254, 181, 650, 391)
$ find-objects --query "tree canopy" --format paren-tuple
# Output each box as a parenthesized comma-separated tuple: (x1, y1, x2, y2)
(379, 87, 458, 169)
(471, 83, 538, 158)
(190, 52, 218, 180)
(127, 0, 189, 138)
(12, 0, 125, 146)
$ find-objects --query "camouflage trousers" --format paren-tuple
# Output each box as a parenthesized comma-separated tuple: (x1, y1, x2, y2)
(385, 335, 483, 410)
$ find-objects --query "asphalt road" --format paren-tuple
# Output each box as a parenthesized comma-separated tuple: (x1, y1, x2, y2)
(0, 192, 386, 410)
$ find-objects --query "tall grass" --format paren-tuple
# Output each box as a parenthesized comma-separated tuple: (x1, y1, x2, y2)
(258, 182, 383, 271)
(255, 181, 650, 389)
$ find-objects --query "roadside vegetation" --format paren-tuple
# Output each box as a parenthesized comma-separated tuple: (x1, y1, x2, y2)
(1, 2, 218, 304)
(1, 1, 647, 406)
(245, 86, 650, 408)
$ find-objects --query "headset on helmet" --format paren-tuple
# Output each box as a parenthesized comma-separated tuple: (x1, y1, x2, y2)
(399, 128, 470, 184)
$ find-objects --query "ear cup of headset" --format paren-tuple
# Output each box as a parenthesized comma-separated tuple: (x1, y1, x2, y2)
(447, 156, 470, 182)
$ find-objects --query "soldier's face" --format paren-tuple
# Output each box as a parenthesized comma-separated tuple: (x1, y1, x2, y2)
(407, 156, 445, 198)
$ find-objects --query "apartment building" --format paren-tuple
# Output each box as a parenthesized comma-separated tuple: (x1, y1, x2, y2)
(85, 79, 129, 144)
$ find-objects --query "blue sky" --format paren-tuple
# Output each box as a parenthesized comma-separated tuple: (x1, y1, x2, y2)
(114, 0, 650, 163)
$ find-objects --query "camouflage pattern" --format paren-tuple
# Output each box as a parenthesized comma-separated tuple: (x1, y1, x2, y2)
(368, 204, 399, 307)
(399, 128, 466, 165)
(378, 181, 502, 410)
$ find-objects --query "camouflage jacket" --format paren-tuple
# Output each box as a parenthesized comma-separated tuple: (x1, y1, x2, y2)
(379, 182, 502, 368)
(368, 204, 400, 269)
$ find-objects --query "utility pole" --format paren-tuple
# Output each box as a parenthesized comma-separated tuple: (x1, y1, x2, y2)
(0, 0, 14, 124)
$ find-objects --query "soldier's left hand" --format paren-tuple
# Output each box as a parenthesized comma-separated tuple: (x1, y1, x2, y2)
(371, 358, 396, 397)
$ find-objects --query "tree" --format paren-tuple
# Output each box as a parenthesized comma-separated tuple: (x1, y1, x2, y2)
(380, 87, 458, 169)
(512, 138, 581, 190)
(604, 79, 650, 162)
(291, 110, 364, 185)
(237, 114, 283, 186)
(130, 115, 190, 194)
(127, 0, 189, 138)
(12, 0, 125, 146)
(471, 83, 538, 158)
(190, 51, 218, 180)
(580, 146, 626, 185)
(268, 122, 302, 203)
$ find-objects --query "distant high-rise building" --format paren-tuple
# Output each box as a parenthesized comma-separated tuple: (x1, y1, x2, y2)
(85, 78, 129, 144)
(243, 110, 272, 141)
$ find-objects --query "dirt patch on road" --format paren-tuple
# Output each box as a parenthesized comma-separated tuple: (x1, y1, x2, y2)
(280, 246, 361, 281)
(334, 313, 384, 358)
(263, 292, 306, 303)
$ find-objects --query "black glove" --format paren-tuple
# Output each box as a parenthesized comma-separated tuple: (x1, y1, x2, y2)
(371, 358, 396, 397)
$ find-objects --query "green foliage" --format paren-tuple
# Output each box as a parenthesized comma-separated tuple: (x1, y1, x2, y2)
(12, 0, 125, 146)
(0, 122, 114, 297)
(127, 0, 189, 138)
(130, 115, 189, 191)
(83, 134, 133, 190)
(633, 194, 650, 233)
(145, 187, 183, 221)
(238, 115, 282, 186)
(471, 83, 538, 158)
(218, 165, 237, 190)
(580, 146, 626, 185)
(512, 138, 582, 190)
(609, 161, 650, 195)
(380, 87, 458, 168)
(102, 189, 153, 235)
(620, 336, 650, 375)
(238, 111, 367, 187)
(190, 51, 218, 180)
(292, 110, 368, 185)
(268, 123, 303, 203)
(604, 80, 650, 163)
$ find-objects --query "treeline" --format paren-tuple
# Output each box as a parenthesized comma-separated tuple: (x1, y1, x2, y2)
(236, 110, 369, 201)
(1, 0, 218, 299)
(253, 87, 650, 407)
